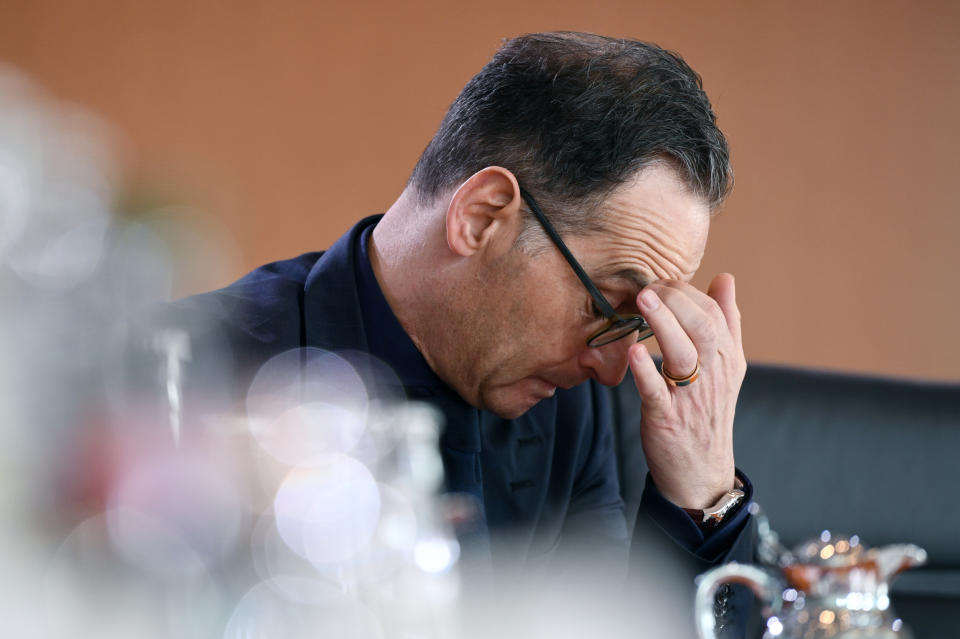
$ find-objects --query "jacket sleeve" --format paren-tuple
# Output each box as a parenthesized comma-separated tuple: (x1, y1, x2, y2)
(563, 380, 759, 638)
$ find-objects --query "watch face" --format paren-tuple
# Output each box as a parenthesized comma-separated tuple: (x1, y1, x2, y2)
(705, 490, 746, 524)
(683, 478, 747, 527)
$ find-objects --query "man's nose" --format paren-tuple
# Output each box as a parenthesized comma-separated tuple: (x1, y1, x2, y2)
(577, 336, 634, 387)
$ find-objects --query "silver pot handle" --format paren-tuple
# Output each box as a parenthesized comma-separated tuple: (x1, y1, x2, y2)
(694, 562, 783, 639)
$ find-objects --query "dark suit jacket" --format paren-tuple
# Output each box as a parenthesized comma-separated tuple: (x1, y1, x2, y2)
(164, 215, 756, 635)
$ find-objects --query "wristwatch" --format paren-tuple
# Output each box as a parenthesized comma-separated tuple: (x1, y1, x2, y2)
(682, 476, 746, 530)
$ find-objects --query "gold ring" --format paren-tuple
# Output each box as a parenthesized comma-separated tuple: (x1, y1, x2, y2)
(661, 360, 701, 387)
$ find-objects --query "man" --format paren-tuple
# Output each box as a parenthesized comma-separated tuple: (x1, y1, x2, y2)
(171, 32, 754, 635)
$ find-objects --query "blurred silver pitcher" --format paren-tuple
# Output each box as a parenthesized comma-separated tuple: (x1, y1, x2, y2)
(694, 532, 927, 639)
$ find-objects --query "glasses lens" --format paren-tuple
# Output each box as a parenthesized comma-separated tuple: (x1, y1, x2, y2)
(587, 316, 652, 348)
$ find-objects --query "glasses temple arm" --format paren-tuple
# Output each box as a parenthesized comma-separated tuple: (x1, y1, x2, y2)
(519, 186, 618, 318)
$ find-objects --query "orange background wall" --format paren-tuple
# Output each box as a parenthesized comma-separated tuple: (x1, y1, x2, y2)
(2, 0, 958, 382)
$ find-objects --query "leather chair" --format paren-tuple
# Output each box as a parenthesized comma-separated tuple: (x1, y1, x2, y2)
(609, 363, 960, 638)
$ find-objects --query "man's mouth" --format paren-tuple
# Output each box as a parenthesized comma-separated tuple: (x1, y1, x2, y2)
(538, 374, 585, 392)
(531, 376, 559, 397)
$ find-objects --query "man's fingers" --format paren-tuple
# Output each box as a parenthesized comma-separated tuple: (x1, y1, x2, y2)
(628, 343, 670, 412)
(638, 286, 709, 377)
(706, 273, 742, 349)
(654, 279, 727, 325)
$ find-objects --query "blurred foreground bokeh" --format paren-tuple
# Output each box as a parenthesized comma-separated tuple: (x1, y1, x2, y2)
(0, 68, 688, 638)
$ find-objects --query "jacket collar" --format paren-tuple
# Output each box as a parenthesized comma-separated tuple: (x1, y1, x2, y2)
(302, 215, 381, 353)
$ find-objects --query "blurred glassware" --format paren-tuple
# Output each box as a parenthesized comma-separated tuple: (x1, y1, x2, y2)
(695, 508, 927, 639)
(0, 64, 467, 638)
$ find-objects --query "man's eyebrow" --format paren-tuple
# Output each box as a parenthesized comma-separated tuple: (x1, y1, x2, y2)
(601, 268, 651, 291)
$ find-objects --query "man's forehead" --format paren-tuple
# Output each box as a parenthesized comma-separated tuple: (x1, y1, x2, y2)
(583, 166, 711, 285)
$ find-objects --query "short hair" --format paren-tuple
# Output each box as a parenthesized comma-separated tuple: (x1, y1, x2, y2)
(408, 32, 732, 243)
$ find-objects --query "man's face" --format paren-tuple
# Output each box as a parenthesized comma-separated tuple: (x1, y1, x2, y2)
(462, 164, 711, 419)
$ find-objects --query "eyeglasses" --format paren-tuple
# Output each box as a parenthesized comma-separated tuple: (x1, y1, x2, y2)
(518, 186, 654, 348)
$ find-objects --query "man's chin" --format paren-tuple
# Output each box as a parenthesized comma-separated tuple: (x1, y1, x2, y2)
(486, 402, 535, 420)
(480, 378, 557, 419)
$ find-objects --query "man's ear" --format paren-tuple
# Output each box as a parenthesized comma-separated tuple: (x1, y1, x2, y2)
(445, 166, 524, 259)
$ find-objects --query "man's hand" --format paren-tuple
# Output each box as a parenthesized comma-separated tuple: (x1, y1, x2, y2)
(628, 273, 745, 510)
